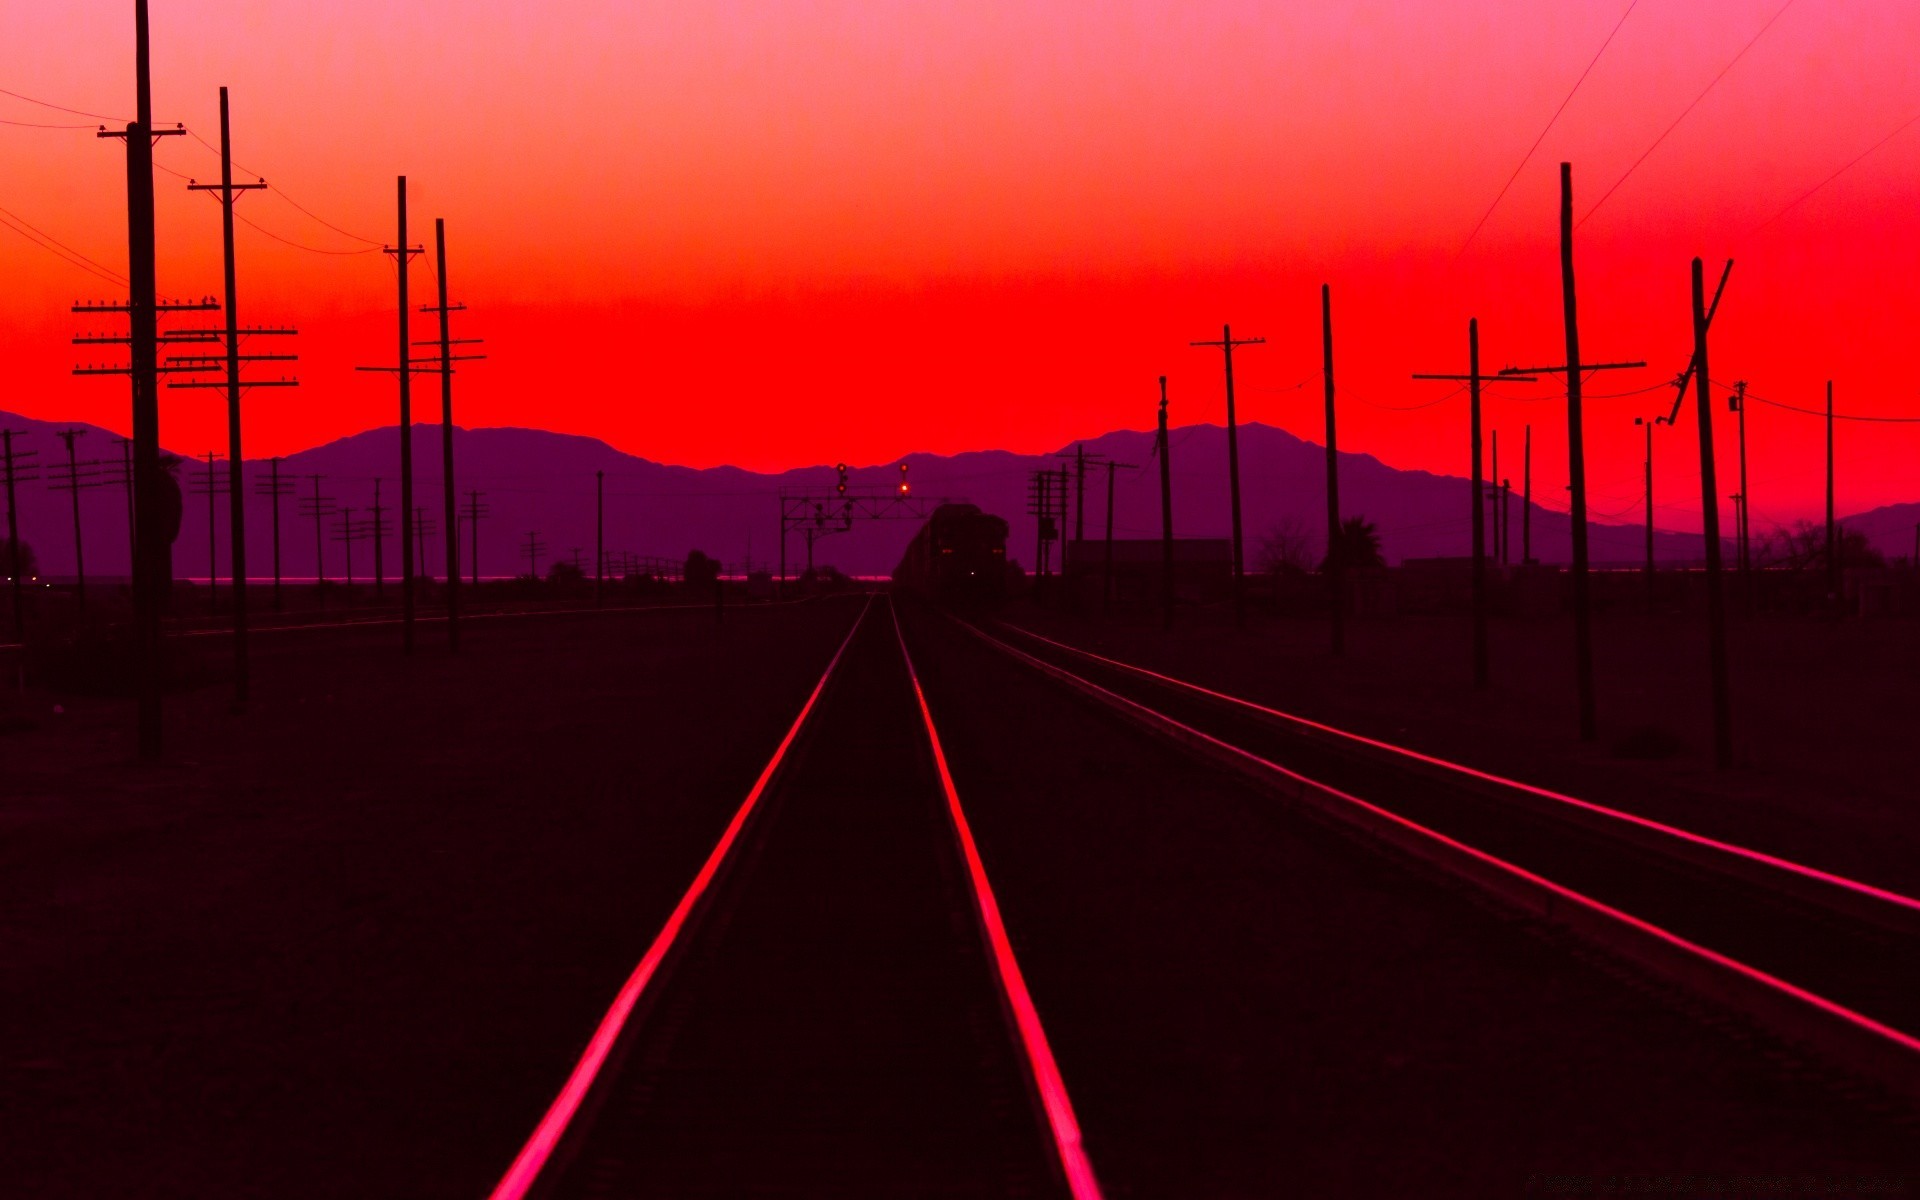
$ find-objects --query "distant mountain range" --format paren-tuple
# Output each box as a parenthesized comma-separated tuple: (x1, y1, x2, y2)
(2, 408, 1901, 581)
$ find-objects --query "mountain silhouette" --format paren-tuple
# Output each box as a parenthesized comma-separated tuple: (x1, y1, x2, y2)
(0, 409, 1800, 581)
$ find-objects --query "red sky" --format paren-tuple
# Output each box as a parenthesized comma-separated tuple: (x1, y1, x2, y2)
(2, 1, 1916, 533)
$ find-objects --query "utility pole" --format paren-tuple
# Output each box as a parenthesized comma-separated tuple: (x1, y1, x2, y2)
(1634, 414, 1668, 610)
(53, 429, 89, 608)
(1501, 163, 1646, 739)
(1691, 257, 1734, 769)
(1501, 479, 1512, 567)
(1191, 324, 1265, 627)
(1820, 378, 1835, 602)
(178, 87, 296, 709)
(1489, 430, 1500, 566)
(1158, 377, 1174, 632)
(299, 476, 334, 594)
(370, 478, 386, 599)
(415, 218, 482, 650)
(189, 450, 224, 613)
(333, 508, 358, 587)
(100, 0, 188, 758)
(415, 506, 432, 580)
(357, 177, 424, 652)
(525, 531, 542, 580)
(1415, 320, 1532, 690)
(1104, 459, 1117, 616)
(254, 457, 290, 611)
(1321, 284, 1344, 656)
(111, 436, 134, 565)
(596, 469, 605, 607)
(1074, 444, 1086, 590)
(1731, 381, 1751, 603)
(463, 490, 488, 587)
(1523, 425, 1532, 565)
(2, 429, 38, 642)
(1097, 458, 1138, 617)
(1029, 469, 1051, 604)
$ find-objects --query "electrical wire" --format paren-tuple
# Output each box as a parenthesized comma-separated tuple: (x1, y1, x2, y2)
(235, 210, 382, 256)
(1745, 109, 1920, 238)
(1458, 0, 1641, 255)
(1579, 0, 1798, 227)
(184, 127, 384, 247)
(0, 85, 124, 123)
(0, 202, 126, 284)
(1714, 380, 1920, 424)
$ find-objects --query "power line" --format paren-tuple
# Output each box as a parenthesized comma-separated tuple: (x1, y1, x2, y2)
(1745, 109, 1920, 238)
(0, 205, 126, 284)
(0, 116, 98, 129)
(1579, 0, 1798, 227)
(1458, 0, 1641, 254)
(1713, 380, 1920, 423)
(184, 127, 383, 246)
(235, 210, 381, 255)
(0, 85, 124, 122)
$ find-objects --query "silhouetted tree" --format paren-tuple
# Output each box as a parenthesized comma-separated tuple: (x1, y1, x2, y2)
(546, 558, 584, 586)
(1756, 521, 1883, 571)
(1259, 517, 1317, 576)
(684, 550, 719, 589)
(1, 536, 36, 580)
(1321, 515, 1383, 571)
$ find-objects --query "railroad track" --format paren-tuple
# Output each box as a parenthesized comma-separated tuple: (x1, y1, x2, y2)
(969, 616, 1920, 1104)
(487, 595, 1099, 1199)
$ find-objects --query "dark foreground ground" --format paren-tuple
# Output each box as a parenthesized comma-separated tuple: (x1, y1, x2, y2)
(1, 592, 1914, 1196)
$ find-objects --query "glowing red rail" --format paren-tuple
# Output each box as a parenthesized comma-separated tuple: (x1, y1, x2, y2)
(968, 619, 1920, 1083)
(486, 596, 872, 1200)
(999, 622, 1920, 918)
(890, 600, 1103, 1200)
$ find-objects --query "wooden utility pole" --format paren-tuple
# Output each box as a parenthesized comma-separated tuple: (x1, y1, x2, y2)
(370, 478, 386, 598)
(54, 429, 88, 608)
(1820, 378, 1835, 602)
(1489, 430, 1500, 565)
(1523, 425, 1532, 564)
(1157, 376, 1174, 631)
(1502, 163, 1646, 739)
(1191, 324, 1264, 627)
(418, 218, 481, 649)
(1074, 444, 1086, 608)
(1098, 458, 1137, 617)
(300, 475, 334, 592)
(1634, 414, 1667, 610)
(1414, 321, 1531, 690)
(1501, 479, 1512, 566)
(1731, 381, 1751, 599)
(253, 457, 291, 611)
(192, 449, 221, 613)
(1321, 285, 1344, 656)
(1691, 257, 1733, 769)
(357, 178, 424, 651)
(463, 490, 487, 587)
(179, 87, 296, 708)
(2, 429, 37, 643)
(596, 469, 605, 607)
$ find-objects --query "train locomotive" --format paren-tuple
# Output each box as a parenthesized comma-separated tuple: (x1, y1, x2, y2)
(892, 503, 1011, 607)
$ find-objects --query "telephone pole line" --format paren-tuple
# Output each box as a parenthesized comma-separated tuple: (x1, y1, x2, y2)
(1730, 381, 1752, 603)
(1414, 320, 1533, 689)
(1100, 458, 1138, 617)
(1820, 378, 1835, 602)
(1634, 413, 1669, 610)
(1191, 324, 1264, 626)
(370, 478, 387, 599)
(596, 470, 605, 607)
(52, 429, 90, 608)
(254, 457, 291, 611)
(525, 531, 545, 581)
(188, 450, 226, 613)
(1157, 377, 1174, 632)
(1501, 163, 1646, 739)
(463, 490, 488, 587)
(299, 476, 335, 593)
(1522, 425, 1533, 565)
(3, 430, 40, 642)
(1321, 285, 1344, 655)
(175, 86, 298, 707)
(355, 177, 425, 653)
(1690, 257, 1734, 769)
(414, 219, 483, 650)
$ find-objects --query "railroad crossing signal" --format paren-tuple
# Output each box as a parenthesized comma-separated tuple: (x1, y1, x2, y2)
(898, 463, 910, 495)
(836, 463, 848, 495)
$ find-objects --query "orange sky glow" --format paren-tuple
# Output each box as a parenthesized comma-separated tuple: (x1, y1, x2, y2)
(3, 1, 1917, 532)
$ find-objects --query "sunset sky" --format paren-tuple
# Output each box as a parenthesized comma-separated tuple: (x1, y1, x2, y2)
(2, 1, 1916, 532)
